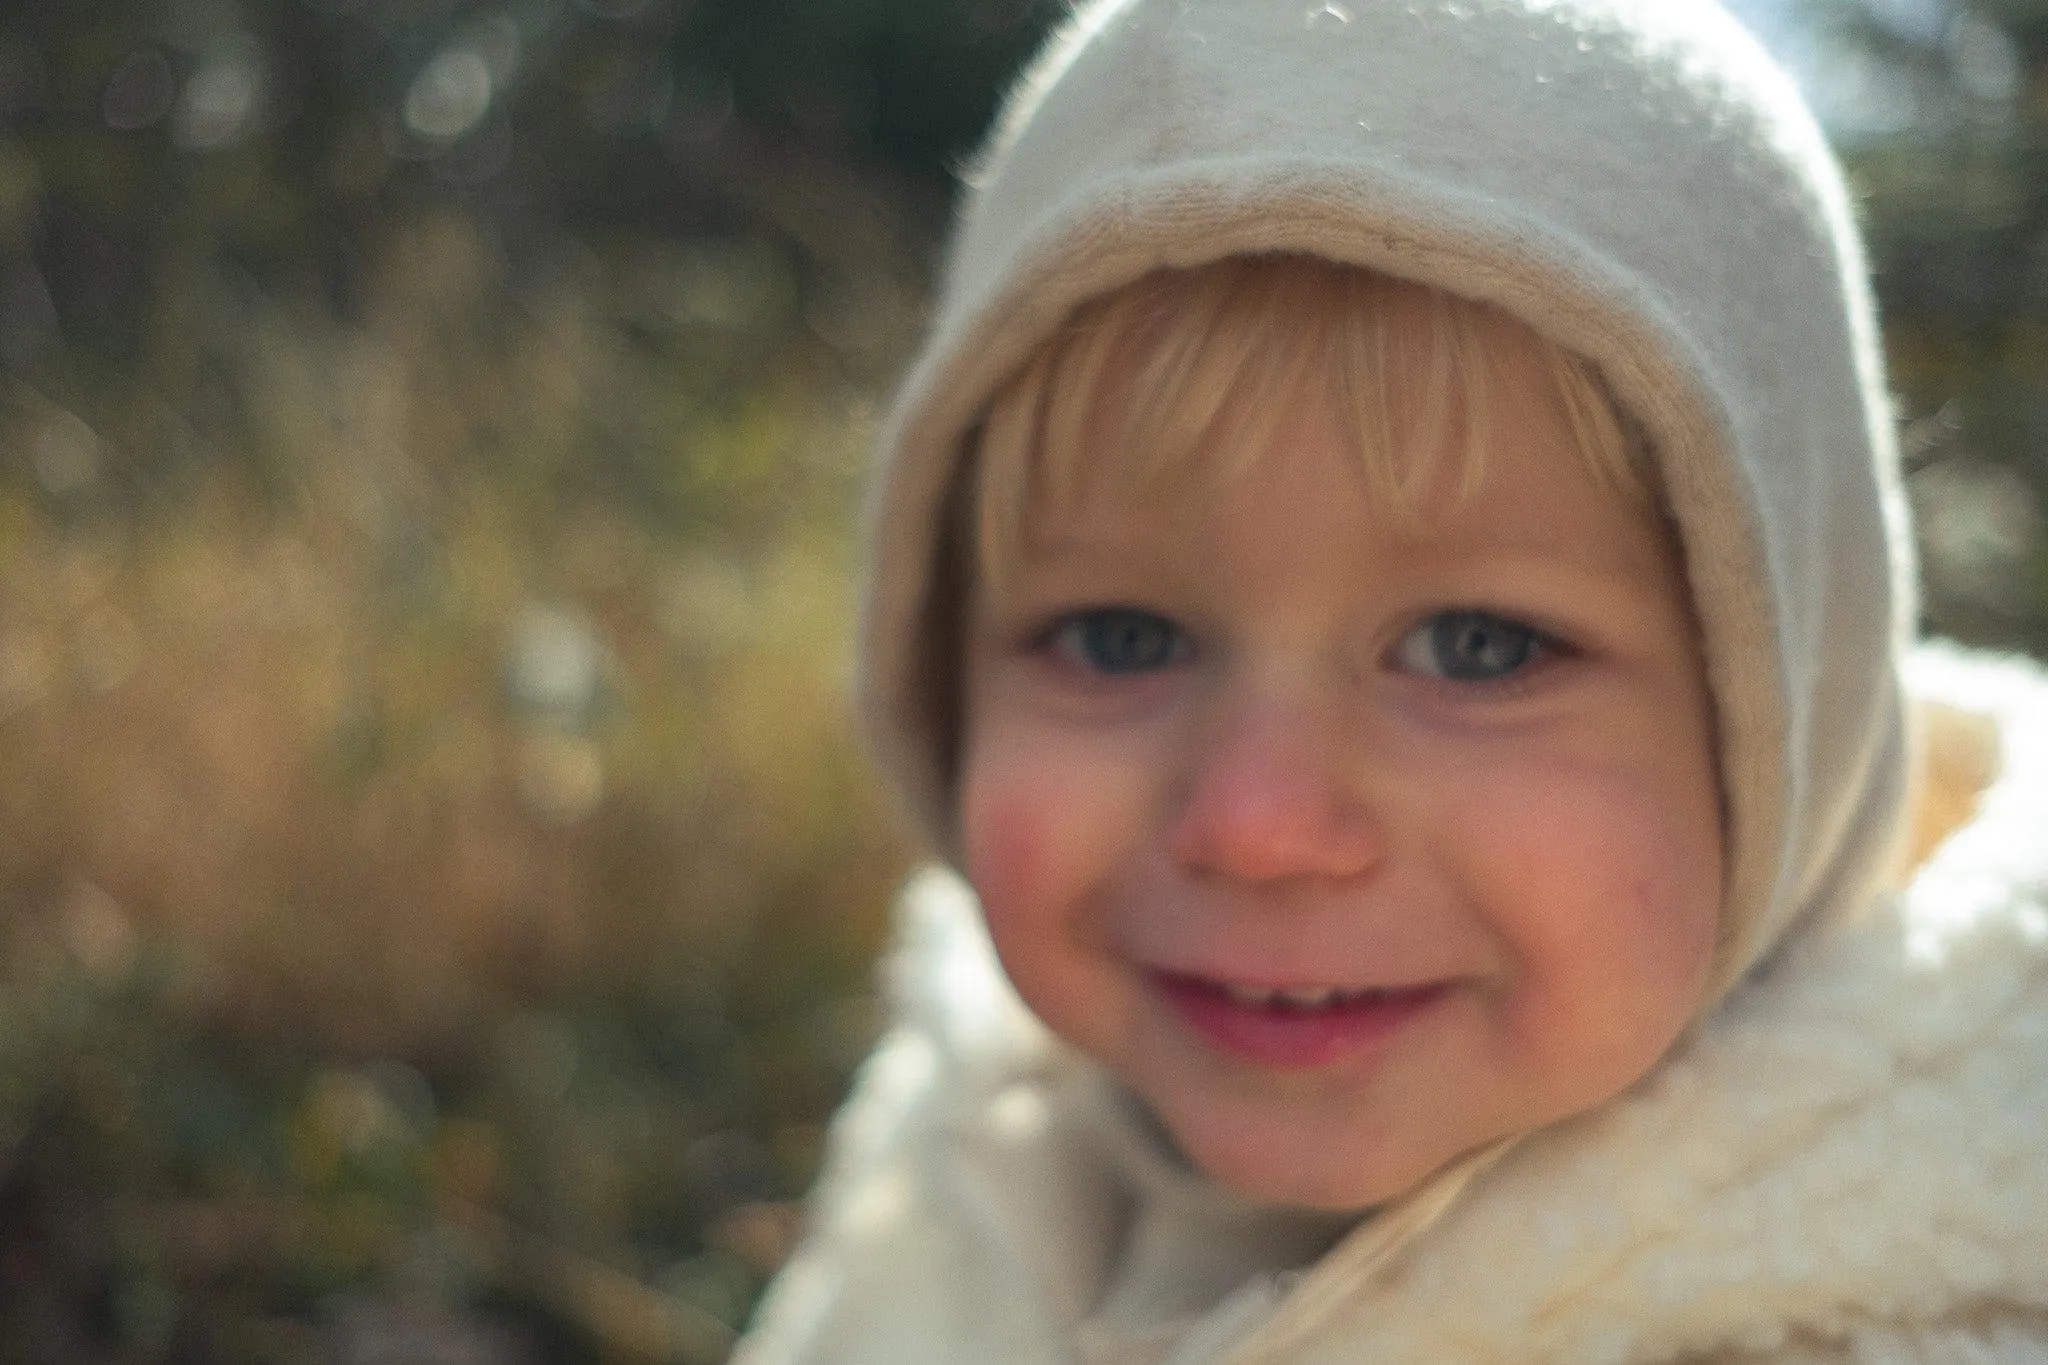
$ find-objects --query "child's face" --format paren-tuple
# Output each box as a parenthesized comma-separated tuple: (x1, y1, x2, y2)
(958, 347, 1723, 1212)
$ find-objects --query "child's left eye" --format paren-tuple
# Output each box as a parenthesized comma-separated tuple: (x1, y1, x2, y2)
(1395, 610, 1550, 683)
(1047, 608, 1190, 675)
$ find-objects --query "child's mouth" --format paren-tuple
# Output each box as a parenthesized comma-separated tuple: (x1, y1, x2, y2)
(1153, 972, 1448, 1070)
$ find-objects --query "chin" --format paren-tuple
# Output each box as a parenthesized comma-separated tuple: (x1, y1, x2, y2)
(1204, 1152, 1394, 1213)
(1164, 1116, 1416, 1214)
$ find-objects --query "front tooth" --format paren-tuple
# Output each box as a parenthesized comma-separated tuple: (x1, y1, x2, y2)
(1278, 986, 1338, 1010)
(1224, 982, 1277, 1007)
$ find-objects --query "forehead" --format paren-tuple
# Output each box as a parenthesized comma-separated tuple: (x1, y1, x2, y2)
(1022, 382, 1677, 592)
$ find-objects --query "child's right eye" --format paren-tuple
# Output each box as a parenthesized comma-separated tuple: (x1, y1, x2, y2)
(1393, 609, 1551, 684)
(1046, 608, 1190, 675)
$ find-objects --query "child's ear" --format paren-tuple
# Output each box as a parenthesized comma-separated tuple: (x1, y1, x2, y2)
(1899, 697, 2001, 878)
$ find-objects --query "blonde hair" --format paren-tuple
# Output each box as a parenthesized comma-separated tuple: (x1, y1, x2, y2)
(967, 255, 1650, 590)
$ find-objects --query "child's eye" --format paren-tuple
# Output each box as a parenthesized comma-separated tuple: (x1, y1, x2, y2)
(1395, 610, 1548, 683)
(1048, 608, 1190, 675)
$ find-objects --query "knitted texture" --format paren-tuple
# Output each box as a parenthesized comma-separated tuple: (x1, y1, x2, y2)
(856, 0, 1915, 1000)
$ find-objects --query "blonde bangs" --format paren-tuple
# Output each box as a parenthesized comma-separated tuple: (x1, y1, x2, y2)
(968, 256, 1650, 591)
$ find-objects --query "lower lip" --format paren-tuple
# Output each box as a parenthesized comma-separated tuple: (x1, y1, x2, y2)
(1154, 975, 1448, 1071)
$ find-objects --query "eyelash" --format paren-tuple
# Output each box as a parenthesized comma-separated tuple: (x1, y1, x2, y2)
(1038, 607, 1562, 686)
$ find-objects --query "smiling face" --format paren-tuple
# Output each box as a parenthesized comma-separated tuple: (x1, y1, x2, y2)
(955, 268, 1723, 1211)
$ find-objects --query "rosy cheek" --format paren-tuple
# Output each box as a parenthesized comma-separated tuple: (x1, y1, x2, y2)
(960, 783, 1052, 933)
(1451, 764, 1720, 1030)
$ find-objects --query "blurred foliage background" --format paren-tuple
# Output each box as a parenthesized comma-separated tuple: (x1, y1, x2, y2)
(0, 0, 2039, 1359)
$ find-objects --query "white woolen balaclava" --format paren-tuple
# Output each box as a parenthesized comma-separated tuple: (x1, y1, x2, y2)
(861, 0, 1916, 1008)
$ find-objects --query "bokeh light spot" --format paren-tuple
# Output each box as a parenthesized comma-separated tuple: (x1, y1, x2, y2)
(174, 41, 265, 150)
(405, 47, 494, 143)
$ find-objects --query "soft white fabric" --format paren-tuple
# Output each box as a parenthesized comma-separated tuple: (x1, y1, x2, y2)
(857, 0, 1915, 1003)
(737, 647, 2048, 1365)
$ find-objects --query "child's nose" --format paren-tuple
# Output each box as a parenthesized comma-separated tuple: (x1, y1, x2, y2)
(1165, 691, 1382, 885)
